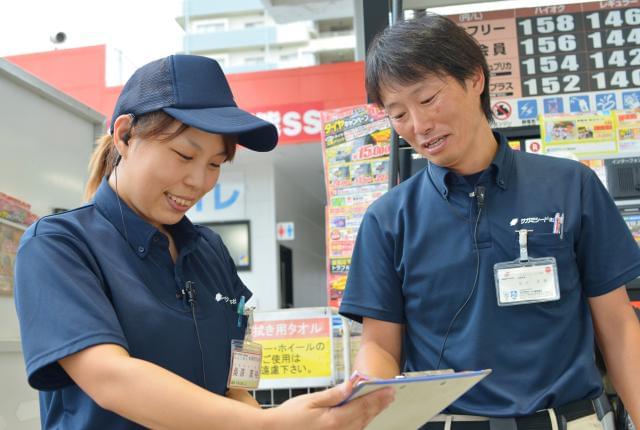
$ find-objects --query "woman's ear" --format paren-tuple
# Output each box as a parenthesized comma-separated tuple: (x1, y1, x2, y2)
(112, 114, 135, 159)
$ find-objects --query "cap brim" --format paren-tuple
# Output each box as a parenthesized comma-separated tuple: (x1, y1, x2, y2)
(163, 106, 278, 152)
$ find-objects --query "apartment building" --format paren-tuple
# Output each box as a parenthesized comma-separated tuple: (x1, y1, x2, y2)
(177, 0, 355, 73)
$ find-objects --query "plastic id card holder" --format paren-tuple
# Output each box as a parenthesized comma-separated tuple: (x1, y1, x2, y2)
(493, 257, 560, 306)
(227, 340, 262, 390)
(339, 369, 491, 430)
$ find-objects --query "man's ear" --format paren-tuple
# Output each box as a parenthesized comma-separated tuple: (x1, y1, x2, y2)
(469, 67, 485, 96)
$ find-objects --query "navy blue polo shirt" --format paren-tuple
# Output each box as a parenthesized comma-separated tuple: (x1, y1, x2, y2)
(14, 178, 250, 429)
(340, 132, 640, 417)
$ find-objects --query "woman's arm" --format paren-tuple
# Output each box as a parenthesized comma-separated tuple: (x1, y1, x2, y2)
(60, 343, 393, 430)
(59, 344, 262, 430)
(226, 388, 261, 408)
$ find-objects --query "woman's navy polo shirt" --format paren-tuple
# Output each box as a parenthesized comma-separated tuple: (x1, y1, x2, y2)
(14, 178, 250, 429)
(340, 132, 640, 417)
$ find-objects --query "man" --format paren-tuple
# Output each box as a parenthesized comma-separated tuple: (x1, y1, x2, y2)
(339, 14, 640, 430)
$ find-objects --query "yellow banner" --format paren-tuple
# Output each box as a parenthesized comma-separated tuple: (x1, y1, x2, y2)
(257, 337, 331, 379)
(540, 112, 617, 158)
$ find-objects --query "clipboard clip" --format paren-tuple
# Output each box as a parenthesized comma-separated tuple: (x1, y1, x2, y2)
(397, 369, 455, 378)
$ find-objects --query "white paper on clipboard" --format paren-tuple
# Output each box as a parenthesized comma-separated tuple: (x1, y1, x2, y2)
(341, 369, 491, 430)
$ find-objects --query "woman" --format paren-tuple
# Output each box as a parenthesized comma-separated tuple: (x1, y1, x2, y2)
(14, 54, 392, 429)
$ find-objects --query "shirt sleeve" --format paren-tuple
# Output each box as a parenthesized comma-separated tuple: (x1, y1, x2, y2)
(339, 207, 405, 324)
(14, 230, 128, 391)
(577, 169, 640, 296)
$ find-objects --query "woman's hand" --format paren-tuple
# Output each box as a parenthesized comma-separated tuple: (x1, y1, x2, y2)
(262, 381, 394, 430)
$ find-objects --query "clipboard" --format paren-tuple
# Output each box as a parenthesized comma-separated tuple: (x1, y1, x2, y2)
(341, 369, 491, 430)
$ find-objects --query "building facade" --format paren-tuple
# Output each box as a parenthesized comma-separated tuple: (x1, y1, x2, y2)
(178, 0, 355, 73)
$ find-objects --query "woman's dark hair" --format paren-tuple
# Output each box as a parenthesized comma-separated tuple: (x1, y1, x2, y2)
(84, 111, 237, 200)
(365, 14, 493, 123)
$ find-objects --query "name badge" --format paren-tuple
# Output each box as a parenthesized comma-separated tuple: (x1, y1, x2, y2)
(493, 229, 561, 306)
(227, 339, 262, 389)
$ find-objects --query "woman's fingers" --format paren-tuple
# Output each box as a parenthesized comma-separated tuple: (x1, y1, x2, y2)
(329, 386, 395, 430)
(306, 381, 354, 408)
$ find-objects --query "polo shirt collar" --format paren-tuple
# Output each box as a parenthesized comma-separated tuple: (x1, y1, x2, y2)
(490, 132, 513, 190)
(93, 177, 200, 258)
(427, 131, 513, 198)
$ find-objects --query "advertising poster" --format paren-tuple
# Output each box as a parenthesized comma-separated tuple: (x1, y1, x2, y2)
(0, 192, 36, 296)
(540, 112, 617, 158)
(614, 110, 640, 154)
(621, 212, 640, 246)
(321, 105, 391, 308)
(508, 140, 522, 151)
(0, 221, 25, 296)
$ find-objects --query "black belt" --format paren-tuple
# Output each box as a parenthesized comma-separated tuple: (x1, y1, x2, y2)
(420, 396, 605, 430)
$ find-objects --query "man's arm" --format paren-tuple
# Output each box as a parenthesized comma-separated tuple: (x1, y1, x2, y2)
(354, 317, 404, 378)
(589, 286, 640, 425)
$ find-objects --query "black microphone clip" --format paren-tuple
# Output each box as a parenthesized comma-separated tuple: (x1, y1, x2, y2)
(475, 186, 486, 208)
(183, 281, 197, 305)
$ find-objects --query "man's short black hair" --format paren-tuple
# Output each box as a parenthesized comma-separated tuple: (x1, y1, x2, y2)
(366, 14, 493, 124)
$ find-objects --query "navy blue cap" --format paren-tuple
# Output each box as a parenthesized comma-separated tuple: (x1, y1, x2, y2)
(110, 55, 278, 152)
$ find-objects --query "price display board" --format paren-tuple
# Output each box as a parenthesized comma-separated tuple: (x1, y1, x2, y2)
(517, 3, 639, 96)
(448, 1, 640, 128)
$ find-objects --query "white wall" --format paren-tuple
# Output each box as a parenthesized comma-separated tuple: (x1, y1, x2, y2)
(211, 142, 327, 310)
(0, 62, 99, 342)
(231, 13, 267, 30)
(220, 157, 281, 310)
(0, 345, 40, 429)
(274, 143, 327, 307)
(0, 81, 99, 219)
(0, 59, 104, 430)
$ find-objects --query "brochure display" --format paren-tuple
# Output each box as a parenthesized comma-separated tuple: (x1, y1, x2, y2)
(320, 105, 391, 308)
(615, 110, 640, 154)
(343, 370, 491, 430)
(541, 111, 616, 158)
(540, 109, 640, 159)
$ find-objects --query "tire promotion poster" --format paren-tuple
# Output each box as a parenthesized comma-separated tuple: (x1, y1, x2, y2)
(320, 105, 391, 308)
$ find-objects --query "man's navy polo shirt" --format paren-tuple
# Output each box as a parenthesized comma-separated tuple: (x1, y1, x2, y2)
(340, 132, 640, 417)
(14, 178, 250, 429)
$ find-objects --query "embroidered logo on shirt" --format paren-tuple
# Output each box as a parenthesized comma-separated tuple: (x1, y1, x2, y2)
(508, 215, 557, 226)
(215, 293, 238, 305)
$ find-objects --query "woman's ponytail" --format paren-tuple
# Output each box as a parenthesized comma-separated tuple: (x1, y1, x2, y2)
(84, 134, 117, 201)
